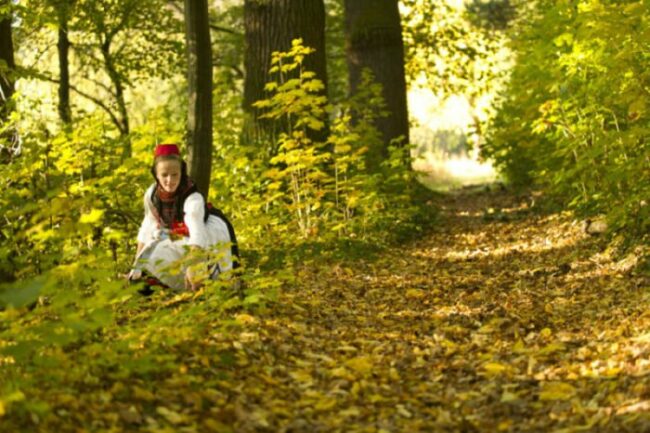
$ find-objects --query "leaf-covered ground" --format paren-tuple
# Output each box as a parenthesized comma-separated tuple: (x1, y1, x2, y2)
(5, 188, 650, 432)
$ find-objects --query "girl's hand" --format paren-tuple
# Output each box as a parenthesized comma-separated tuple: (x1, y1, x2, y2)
(184, 268, 203, 291)
(127, 269, 142, 281)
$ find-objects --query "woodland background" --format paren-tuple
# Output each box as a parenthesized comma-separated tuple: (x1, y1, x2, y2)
(0, 0, 648, 430)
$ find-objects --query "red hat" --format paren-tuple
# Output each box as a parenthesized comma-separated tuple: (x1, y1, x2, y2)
(154, 143, 181, 157)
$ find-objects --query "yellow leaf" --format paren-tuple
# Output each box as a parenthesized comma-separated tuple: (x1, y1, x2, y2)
(133, 386, 156, 402)
(156, 406, 185, 425)
(540, 328, 553, 338)
(513, 340, 527, 354)
(539, 382, 576, 401)
(538, 342, 565, 356)
(79, 208, 104, 224)
(340, 407, 361, 417)
(501, 391, 519, 403)
(0, 401, 4, 417)
(483, 362, 509, 376)
(329, 366, 353, 379)
(290, 370, 313, 384)
(405, 289, 426, 299)
(396, 404, 412, 418)
(603, 367, 621, 377)
(315, 397, 337, 411)
(260, 374, 279, 386)
(336, 345, 358, 353)
(345, 356, 373, 374)
(498, 419, 513, 431)
(234, 313, 257, 325)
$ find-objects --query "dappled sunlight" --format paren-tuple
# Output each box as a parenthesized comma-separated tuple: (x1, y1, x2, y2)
(2, 0, 648, 430)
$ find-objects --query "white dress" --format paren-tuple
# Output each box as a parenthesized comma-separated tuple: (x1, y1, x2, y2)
(134, 184, 233, 289)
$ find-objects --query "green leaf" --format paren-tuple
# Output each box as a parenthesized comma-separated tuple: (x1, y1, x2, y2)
(0, 278, 45, 308)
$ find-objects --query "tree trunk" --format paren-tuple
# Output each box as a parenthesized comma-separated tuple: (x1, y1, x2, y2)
(99, 34, 132, 162)
(0, 0, 15, 124)
(243, 0, 327, 148)
(184, 0, 213, 197)
(57, 16, 72, 125)
(100, 38, 129, 136)
(344, 0, 409, 171)
(0, 0, 17, 162)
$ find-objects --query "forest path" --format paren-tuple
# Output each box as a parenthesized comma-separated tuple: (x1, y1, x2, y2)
(204, 187, 649, 433)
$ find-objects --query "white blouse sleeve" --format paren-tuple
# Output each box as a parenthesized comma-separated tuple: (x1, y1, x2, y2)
(183, 192, 209, 248)
(136, 184, 158, 245)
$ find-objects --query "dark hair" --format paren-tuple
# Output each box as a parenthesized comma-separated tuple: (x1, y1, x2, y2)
(150, 154, 189, 188)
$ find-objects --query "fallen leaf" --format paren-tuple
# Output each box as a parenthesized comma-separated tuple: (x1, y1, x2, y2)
(406, 289, 426, 299)
(539, 382, 576, 401)
(156, 406, 185, 425)
(345, 356, 373, 374)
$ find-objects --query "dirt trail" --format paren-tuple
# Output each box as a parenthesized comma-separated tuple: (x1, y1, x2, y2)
(206, 188, 650, 433)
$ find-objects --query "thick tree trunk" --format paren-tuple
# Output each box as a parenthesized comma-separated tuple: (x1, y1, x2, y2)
(0, 0, 15, 124)
(184, 0, 213, 197)
(57, 18, 72, 125)
(344, 0, 409, 171)
(243, 0, 327, 148)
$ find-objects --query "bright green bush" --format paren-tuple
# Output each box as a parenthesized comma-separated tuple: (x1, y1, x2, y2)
(482, 0, 650, 240)
(251, 40, 420, 250)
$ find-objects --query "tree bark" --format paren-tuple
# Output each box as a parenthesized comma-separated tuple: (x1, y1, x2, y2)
(0, 0, 15, 124)
(100, 37, 129, 137)
(0, 0, 17, 162)
(57, 16, 72, 125)
(184, 0, 213, 197)
(243, 0, 327, 148)
(344, 0, 409, 171)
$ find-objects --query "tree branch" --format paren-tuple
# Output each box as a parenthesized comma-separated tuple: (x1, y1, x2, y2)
(210, 24, 242, 36)
(20, 67, 126, 134)
(212, 61, 244, 79)
(167, 0, 242, 36)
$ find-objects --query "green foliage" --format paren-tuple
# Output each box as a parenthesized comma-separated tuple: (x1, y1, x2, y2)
(71, 0, 184, 80)
(0, 8, 429, 428)
(482, 0, 650, 242)
(401, 0, 512, 148)
(251, 39, 421, 248)
(254, 40, 330, 238)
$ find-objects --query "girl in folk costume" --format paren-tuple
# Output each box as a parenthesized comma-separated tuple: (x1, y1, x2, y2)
(127, 143, 236, 291)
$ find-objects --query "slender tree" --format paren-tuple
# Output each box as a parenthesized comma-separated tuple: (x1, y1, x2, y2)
(344, 0, 409, 170)
(68, 0, 182, 158)
(74, 0, 138, 145)
(184, 0, 213, 196)
(243, 0, 327, 148)
(0, 0, 17, 162)
(56, 0, 72, 125)
(0, 0, 15, 125)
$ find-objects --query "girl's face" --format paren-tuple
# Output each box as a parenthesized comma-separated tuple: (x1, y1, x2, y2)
(155, 159, 182, 193)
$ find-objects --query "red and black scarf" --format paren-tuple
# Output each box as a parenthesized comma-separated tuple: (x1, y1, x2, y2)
(152, 181, 195, 236)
